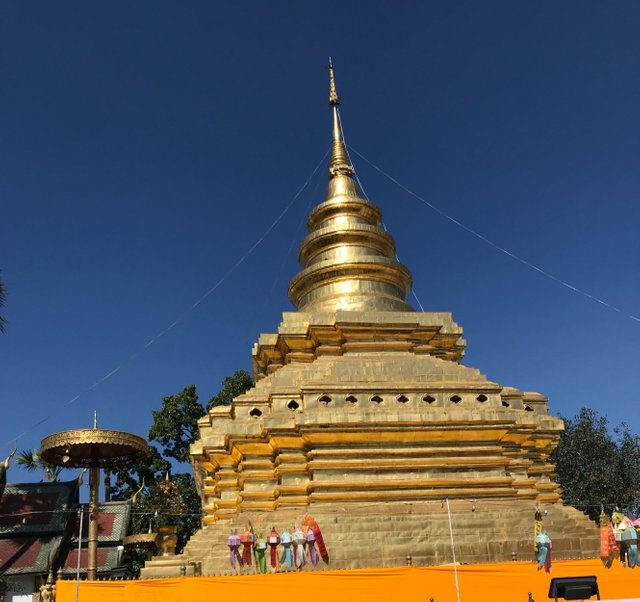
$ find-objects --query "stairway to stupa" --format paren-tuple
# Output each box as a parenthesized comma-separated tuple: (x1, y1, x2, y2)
(140, 500, 599, 578)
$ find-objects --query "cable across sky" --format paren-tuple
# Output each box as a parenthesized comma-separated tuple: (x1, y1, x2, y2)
(7, 148, 331, 451)
(347, 145, 640, 325)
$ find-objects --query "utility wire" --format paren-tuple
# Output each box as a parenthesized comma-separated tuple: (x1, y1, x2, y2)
(8, 150, 331, 450)
(263, 149, 328, 307)
(347, 144, 640, 324)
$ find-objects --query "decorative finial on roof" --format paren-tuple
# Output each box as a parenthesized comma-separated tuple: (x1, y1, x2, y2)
(0, 445, 17, 488)
(328, 57, 339, 106)
(2, 445, 16, 470)
(77, 467, 87, 486)
(93, 410, 98, 429)
(131, 478, 145, 505)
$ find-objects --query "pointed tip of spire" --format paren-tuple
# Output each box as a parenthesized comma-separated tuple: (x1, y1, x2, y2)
(328, 57, 339, 106)
(326, 58, 355, 179)
(93, 410, 98, 429)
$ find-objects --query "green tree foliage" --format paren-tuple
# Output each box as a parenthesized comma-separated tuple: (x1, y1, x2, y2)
(111, 372, 254, 571)
(15, 449, 64, 482)
(111, 445, 170, 499)
(207, 369, 253, 409)
(149, 385, 205, 464)
(551, 407, 640, 521)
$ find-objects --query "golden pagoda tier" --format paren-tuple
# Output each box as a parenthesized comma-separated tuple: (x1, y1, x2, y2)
(190, 62, 565, 527)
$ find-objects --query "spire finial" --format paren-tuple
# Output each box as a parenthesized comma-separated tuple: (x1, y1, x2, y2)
(327, 59, 354, 178)
(93, 410, 98, 429)
(328, 57, 339, 106)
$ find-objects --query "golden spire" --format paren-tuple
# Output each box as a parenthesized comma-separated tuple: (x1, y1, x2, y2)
(287, 61, 414, 313)
(327, 58, 355, 179)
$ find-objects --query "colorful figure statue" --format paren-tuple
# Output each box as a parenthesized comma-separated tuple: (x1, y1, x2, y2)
(240, 525, 253, 567)
(612, 512, 635, 568)
(227, 529, 243, 574)
(302, 515, 329, 563)
(280, 527, 293, 568)
(599, 512, 618, 569)
(618, 516, 638, 569)
(293, 524, 306, 570)
(627, 523, 638, 569)
(255, 533, 268, 574)
(306, 526, 319, 566)
(268, 527, 280, 572)
(535, 529, 552, 573)
(533, 507, 542, 559)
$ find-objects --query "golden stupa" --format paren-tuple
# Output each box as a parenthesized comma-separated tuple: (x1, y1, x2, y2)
(142, 63, 598, 578)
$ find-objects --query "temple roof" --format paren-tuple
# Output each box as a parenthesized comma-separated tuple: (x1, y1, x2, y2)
(0, 536, 63, 576)
(0, 479, 131, 577)
(59, 500, 131, 576)
(67, 500, 131, 544)
(288, 61, 414, 313)
(0, 480, 78, 536)
(0, 480, 78, 575)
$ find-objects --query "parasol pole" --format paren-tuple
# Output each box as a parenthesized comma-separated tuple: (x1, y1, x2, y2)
(87, 466, 99, 580)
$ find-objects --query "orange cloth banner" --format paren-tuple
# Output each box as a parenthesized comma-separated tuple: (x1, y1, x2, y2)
(56, 559, 640, 602)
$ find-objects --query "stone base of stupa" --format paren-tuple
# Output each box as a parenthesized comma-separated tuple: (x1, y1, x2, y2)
(140, 499, 598, 578)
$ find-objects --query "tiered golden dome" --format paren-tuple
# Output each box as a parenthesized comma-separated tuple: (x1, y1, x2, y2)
(288, 61, 414, 313)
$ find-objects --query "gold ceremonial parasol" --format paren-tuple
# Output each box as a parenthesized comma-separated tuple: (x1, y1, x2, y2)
(40, 413, 147, 580)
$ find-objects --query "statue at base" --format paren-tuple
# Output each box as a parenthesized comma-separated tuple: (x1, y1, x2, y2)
(599, 512, 618, 569)
(535, 529, 552, 572)
(302, 515, 329, 563)
(306, 527, 319, 567)
(280, 527, 293, 568)
(268, 527, 280, 573)
(255, 533, 268, 574)
(227, 529, 243, 574)
(293, 525, 306, 570)
(240, 525, 254, 567)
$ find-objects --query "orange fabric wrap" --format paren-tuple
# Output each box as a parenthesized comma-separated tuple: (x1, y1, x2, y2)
(56, 559, 639, 602)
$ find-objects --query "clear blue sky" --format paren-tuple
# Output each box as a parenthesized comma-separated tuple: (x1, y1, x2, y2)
(1, 1, 638, 480)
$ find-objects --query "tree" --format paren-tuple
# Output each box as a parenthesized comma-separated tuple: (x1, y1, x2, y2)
(112, 384, 207, 561)
(111, 371, 254, 572)
(551, 407, 640, 521)
(111, 445, 170, 501)
(148, 385, 205, 464)
(207, 369, 253, 409)
(0, 269, 6, 333)
(111, 449, 197, 559)
(15, 449, 64, 482)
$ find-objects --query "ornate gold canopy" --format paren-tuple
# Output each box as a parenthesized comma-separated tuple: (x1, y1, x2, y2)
(40, 428, 147, 468)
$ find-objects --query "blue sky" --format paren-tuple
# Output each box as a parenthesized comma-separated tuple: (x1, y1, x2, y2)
(1, 1, 638, 480)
